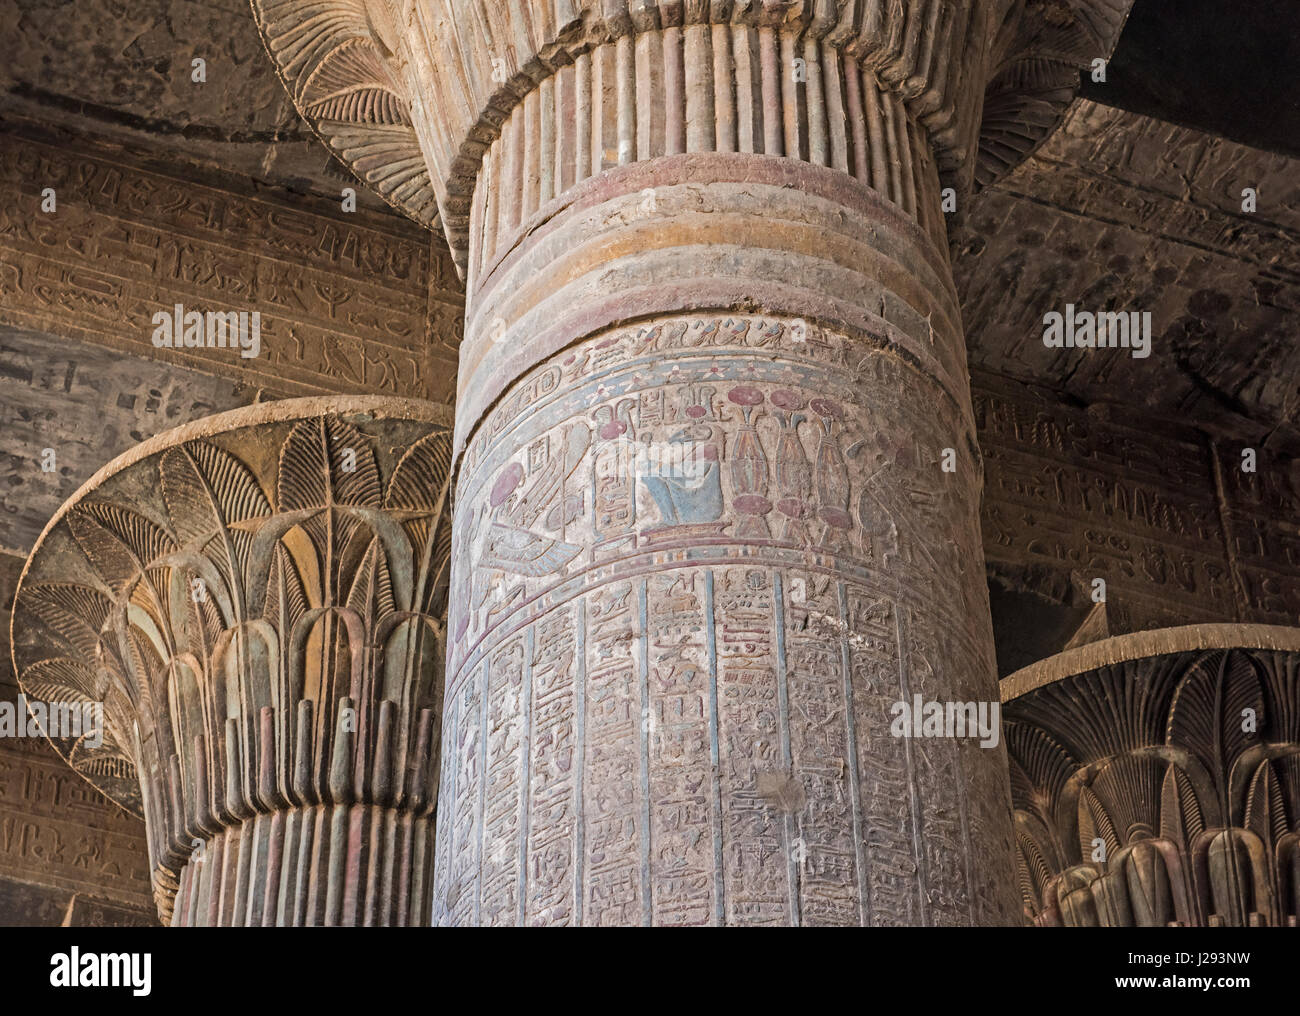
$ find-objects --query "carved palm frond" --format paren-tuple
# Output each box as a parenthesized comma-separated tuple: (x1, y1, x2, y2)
(250, 0, 440, 230)
(12, 401, 452, 903)
(1159, 763, 1205, 853)
(1168, 649, 1266, 809)
(1005, 632, 1300, 926)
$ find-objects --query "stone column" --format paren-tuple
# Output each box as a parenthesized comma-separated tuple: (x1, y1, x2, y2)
(434, 6, 1020, 928)
(10, 398, 454, 925)
(1004, 624, 1300, 928)
(251, 0, 1133, 926)
(441, 149, 1018, 926)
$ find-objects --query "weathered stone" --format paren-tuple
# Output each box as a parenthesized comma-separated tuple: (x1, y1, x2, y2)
(251, 0, 1135, 273)
(10, 397, 454, 924)
(245, 0, 1155, 926)
(4, 0, 1297, 934)
(0, 124, 463, 407)
(976, 367, 1300, 642)
(1003, 624, 1300, 927)
(439, 149, 1016, 925)
(0, 0, 379, 212)
(956, 100, 1300, 450)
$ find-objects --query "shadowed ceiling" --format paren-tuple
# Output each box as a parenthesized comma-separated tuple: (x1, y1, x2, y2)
(0, 0, 388, 210)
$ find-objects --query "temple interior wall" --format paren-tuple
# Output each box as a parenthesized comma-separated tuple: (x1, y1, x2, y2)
(977, 367, 1300, 675)
(0, 110, 1296, 920)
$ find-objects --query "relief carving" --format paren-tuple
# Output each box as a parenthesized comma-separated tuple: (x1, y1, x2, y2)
(1004, 625, 1300, 927)
(436, 313, 1017, 925)
(10, 397, 453, 925)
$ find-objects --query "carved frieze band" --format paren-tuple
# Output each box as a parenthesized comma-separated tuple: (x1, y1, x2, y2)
(0, 128, 462, 407)
(458, 154, 962, 463)
(10, 397, 453, 923)
(1003, 626, 1300, 927)
(975, 371, 1300, 629)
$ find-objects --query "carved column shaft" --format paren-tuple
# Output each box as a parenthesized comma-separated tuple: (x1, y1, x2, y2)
(11, 399, 454, 925)
(431, 14, 1017, 927)
(251, 0, 1135, 927)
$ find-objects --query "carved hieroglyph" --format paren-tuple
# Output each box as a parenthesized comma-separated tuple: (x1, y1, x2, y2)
(0, 128, 463, 406)
(1004, 625, 1300, 927)
(441, 303, 1016, 926)
(10, 397, 453, 925)
(975, 368, 1300, 632)
(434, 73, 1023, 923)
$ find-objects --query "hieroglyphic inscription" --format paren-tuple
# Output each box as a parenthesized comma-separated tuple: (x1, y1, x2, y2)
(647, 570, 716, 925)
(784, 575, 861, 925)
(1216, 447, 1300, 623)
(716, 567, 790, 926)
(842, 587, 920, 926)
(583, 583, 643, 927)
(439, 313, 1018, 925)
(974, 371, 1239, 628)
(480, 637, 527, 925)
(899, 605, 973, 925)
(0, 745, 152, 906)
(525, 607, 579, 924)
(0, 129, 462, 404)
(974, 368, 1300, 629)
(435, 665, 482, 926)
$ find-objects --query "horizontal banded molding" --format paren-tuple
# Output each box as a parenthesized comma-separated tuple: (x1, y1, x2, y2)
(392, 0, 1002, 273)
(250, 2, 1135, 272)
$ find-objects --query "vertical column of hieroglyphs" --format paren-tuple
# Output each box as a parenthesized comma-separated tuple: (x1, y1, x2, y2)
(442, 304, 1011, 927)
(524, 607, 580, 923)
(478, 634, 527, 924)
(714, 565, 789, 925)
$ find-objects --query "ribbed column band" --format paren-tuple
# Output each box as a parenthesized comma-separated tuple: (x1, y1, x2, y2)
(465, 32, 946, 297)
(170, 803, 434, 927)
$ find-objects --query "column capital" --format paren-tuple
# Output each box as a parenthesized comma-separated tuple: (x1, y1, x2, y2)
(251, 0, 1132, 273)
(1003, 623, 1300, 927)
(11, 396, 453, 924)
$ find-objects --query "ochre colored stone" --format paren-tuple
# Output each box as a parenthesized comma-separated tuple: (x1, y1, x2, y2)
(10, 397, 454, 925)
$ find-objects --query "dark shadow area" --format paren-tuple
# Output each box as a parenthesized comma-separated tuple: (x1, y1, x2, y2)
(988, 579, 1091, 678)
(1081, 0, 1300, 159)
